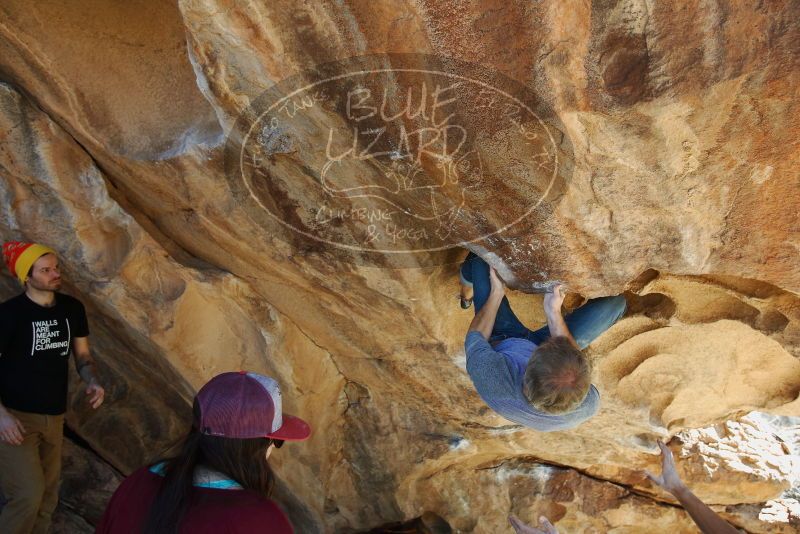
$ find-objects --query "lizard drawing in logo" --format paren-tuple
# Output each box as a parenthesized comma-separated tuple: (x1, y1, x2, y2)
(319, 120, 485, 241)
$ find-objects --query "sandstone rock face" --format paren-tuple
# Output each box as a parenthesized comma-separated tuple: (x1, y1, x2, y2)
(402, 458, 700, 533)
(53, 436, 123, 531)
(0, 1, 798, 533)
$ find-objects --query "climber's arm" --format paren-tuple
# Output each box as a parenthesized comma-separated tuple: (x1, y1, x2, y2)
(646, 441, 740, 534)
(671, 487, 741, 534)
(467, 267, 504, 340)
(543, 284, 578, 348)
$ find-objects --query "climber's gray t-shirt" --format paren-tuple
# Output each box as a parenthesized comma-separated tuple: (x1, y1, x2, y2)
(464, 331, 599, 431)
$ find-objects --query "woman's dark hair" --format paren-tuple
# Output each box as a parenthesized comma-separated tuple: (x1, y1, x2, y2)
(142, 400, 277, 533)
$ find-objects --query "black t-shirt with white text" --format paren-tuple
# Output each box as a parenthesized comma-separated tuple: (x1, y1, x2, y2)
(0, 292, 89, 415)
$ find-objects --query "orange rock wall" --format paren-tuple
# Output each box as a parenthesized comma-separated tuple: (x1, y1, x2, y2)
(0, 1, 798, 532)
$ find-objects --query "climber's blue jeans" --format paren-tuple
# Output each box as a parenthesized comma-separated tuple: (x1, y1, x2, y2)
(459, 252, 627, 349)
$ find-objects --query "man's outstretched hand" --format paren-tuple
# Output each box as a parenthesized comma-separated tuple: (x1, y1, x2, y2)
(644, 440, 687, 495)
(508, 515, 558, 534)
(643, 440, 741, 533)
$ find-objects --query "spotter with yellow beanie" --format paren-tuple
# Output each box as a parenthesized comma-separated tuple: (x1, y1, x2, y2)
(0, 241, 104, 534)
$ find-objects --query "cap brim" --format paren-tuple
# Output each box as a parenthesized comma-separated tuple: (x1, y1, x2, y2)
(265, 414, 311, 441)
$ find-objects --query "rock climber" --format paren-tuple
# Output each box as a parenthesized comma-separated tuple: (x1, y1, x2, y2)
(0, 241, 105, 534)
(461, 251, 626, 431)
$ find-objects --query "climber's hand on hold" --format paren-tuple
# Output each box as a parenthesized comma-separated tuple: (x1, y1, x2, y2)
(489, 266, 505, 297)
(468, 267, 505, 340)
(542, 284, 577, 346)
(508, 514, 558, 534)
(543, 283, 566, 316)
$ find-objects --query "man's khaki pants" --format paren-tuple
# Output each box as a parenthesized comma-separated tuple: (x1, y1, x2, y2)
(0, 409, 64, 534)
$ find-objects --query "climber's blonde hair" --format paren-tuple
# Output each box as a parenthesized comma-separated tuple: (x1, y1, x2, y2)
(523, 336, 591, 414)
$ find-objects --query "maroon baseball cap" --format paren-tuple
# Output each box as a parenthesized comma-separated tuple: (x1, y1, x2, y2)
(195, 371, 311, 441)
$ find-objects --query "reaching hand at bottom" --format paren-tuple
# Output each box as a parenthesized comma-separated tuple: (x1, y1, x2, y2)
(643, 440, 741, 534)
(644, 440, 687, 494)
(508, 514, 559, 534)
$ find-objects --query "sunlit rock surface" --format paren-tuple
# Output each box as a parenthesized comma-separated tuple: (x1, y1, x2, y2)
(0, 1, 798, 532)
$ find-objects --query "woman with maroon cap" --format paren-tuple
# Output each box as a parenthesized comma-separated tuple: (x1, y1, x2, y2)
(97, 371, 311, 533)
